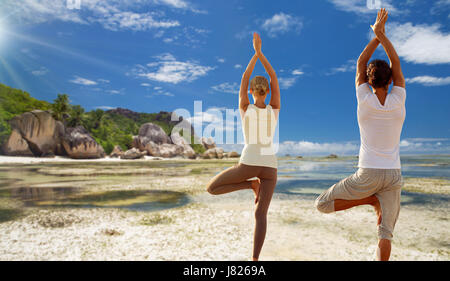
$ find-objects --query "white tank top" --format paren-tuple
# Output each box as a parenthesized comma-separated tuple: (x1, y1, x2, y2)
(239, 104, 278, 169)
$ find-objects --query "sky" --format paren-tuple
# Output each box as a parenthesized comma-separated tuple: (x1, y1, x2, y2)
(0, 0, 449, 155)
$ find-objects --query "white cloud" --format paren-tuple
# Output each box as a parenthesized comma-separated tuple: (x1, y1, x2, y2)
(292, 69, 304, 76)
(272, 69, 304, 90)
(327, 59, 356, 75)
(96, 106, 116, 110)
(278, 77, 298, 89)
(133, 53, 214, 84)
(211, 82, 240, 94)
(328, 0, 397, 14)
(31, 66, 49, 76)
(69, 76, 98, 86)
(406, 76, 450, 86)
(96, 11, 179, 32)
(234, 64, 242, 69)
(278, 140, 360, 156)
(157, 0, 189, 9)
(262, 13, 303, 38)
(235, 26, 257, 40)
(141, 83, 151, 87)
(430, 0, 450, 15)
(2, 0, 182, 32)
(107, 89, 123, 95)
(156, 0, 207, 14)
(217, 58, 226, 63)
(387, 22, 450, 64)
(144, 85, 174, 97)
(277, 138, 450, 156)
(146, 92, 174, 97)
(399, 138, 450, 153)
(406, 138, 449, 142)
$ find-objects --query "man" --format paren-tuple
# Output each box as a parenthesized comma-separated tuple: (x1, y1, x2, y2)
(315, 8, 406, 261)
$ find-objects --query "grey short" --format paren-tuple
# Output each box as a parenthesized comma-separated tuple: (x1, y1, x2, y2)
(315, 168, 403, 241)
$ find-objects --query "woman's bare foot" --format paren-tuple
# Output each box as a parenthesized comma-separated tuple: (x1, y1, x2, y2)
(251, 179, 261, 204)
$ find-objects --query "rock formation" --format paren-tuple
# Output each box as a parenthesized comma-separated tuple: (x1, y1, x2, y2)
(5, 110, 65, 157)
(109, 145, 124, 158)
(2, 129, 34, 156)
(201, 137, 216, 150)
(120, 148, 146, 159)
(201, 147, 224, 159)
(2, 110, 105, 159)
(3, 109, 235, 160)
(62, 126, 105, 159)
(139, 123, 171, 145)
(227, 151, 240, 158)
(132, 123, 196, 159)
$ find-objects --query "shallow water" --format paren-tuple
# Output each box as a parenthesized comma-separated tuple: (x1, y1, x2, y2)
(0, 155, 448, 214)
(0, 162, 193, 214)
(276, 155, 450, 209)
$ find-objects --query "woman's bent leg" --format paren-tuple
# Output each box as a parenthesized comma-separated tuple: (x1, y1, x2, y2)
(206, 163, 260, 195)
(252, 167, 277, 260)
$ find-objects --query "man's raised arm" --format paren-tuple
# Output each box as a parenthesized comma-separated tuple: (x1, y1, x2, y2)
(372, 8, 405, 88)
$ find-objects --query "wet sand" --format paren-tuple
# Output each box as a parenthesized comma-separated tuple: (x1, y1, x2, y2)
(0, 156, 448, 261)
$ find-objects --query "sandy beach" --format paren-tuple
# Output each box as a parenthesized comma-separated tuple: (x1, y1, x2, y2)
(0, 155, 448, 261)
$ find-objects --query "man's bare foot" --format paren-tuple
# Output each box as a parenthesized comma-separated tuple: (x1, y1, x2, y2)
(251, 179, 261, 204)
(252, 257, 258, 261)
(370, 196, 382, 225)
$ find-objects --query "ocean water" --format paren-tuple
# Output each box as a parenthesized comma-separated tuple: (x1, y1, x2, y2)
(0, 155, 448, 212)
(275, 155, 450, 208)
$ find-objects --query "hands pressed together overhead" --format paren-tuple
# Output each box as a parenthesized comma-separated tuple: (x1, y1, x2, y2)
(371, 8, 388, 39)
(253, 32, 262, 55)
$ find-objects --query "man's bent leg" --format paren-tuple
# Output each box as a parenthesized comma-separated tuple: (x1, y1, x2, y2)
(334, 195, 378, 212)
(315, 169, 380, 213)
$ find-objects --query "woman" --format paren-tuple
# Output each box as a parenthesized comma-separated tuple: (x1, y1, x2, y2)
(206, 33, 280, 261)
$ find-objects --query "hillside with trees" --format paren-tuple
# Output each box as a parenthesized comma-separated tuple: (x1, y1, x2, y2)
(0, 83, 205, 155)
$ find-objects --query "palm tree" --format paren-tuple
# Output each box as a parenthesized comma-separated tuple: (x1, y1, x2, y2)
(51, 94, 70, 122)
(67, 105, 85, 127)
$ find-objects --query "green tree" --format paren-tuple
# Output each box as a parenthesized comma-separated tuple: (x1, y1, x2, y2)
(51, 94, 70, 122)
(67, 104, 85, 127)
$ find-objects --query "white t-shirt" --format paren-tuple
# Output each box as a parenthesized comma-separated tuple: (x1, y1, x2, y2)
(356, 83, 406, 169)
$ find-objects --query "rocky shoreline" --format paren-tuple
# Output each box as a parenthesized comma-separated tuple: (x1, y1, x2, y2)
(1, 110, 240, 161)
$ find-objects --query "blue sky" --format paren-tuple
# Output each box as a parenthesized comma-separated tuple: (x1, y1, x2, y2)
(0, 0, 449, 155)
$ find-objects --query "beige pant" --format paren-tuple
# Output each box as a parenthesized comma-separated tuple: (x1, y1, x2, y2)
(315, 168, 403, 240)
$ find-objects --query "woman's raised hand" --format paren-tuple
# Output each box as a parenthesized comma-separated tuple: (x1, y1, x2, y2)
(371, 8, 388, 37)
(253, 32, 262, 55)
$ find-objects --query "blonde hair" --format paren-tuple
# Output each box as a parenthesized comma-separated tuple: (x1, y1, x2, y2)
(250, 76, 269, 96)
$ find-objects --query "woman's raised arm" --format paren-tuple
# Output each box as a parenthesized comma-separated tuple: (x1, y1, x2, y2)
(239, 54, 258, 113)
(253, 33, 280, 110)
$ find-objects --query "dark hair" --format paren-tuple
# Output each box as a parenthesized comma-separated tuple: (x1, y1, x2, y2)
(367, 59, 392, 88)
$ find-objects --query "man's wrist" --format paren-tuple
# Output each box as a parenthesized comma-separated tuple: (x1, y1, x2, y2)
(375, 32, 387, 41)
